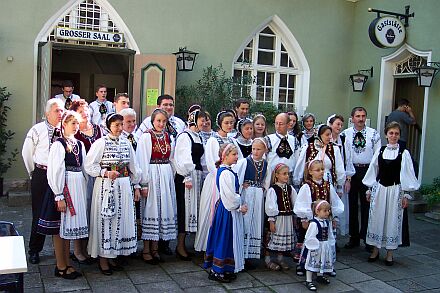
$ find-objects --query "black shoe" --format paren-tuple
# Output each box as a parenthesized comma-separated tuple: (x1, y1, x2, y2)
(160, 246, 173, 256)
(98, 264, 113, 275)
(29, 252, 40, 264)
(316, 275, 330, 285)
(365, 244, 373, 253)
(208, 270, 231, 283)
(244, 260, 257, 271)
(175, 249, 192, 261)
(71, 254, 94, 265)
(305, 281, 317, 291)
(55, 266, 82, 279)
(142, 253, 159, 265)
(344, 239, 360, 249)
(324, 270, 337, 277)
(224, 272, 237, 280)
(384, 259, 394, 266)
(296, 265, 305, 276)
(367, 253, 379, 262)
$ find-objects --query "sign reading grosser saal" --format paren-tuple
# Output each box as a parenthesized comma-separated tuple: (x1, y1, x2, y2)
(368, 16, 406, 48)
(56, 27, 124, 44)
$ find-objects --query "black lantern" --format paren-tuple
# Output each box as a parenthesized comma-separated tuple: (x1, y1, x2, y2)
(350, 67, 373, 92)
(173, 47, 198, 71)
(414, 62, 440, 87)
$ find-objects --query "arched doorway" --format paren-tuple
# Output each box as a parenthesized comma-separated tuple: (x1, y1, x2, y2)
(32, 0, 139, 122)
(377, 43, 431, 182)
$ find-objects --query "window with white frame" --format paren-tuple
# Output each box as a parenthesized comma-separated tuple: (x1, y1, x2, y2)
(233, 26, 298, 111)
(48, 0, 126, 48)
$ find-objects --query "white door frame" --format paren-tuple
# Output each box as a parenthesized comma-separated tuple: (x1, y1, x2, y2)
(377, 43, 430, 183)
(31, 0, 139, 124)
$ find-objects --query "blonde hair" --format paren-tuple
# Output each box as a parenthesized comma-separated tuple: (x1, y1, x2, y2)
(215, 143, 238, 168)
(312, 199, 331, 217)
(304, 159, 324, 181)
(271, 163, 289, 185)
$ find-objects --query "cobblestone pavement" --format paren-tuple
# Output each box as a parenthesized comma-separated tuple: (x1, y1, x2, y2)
(1, 196, 440, 293)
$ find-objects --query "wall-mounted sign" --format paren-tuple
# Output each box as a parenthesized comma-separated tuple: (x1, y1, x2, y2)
(369, 16, 406, 48)
(55, 27, 124, 44)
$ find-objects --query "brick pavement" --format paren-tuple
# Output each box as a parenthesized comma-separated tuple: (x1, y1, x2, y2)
(1, 196, 440, 293)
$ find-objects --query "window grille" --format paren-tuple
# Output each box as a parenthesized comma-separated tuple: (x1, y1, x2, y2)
(394, 54, 426, 75)
(48, 0, 126, 48)
(233, 25, 297, 111)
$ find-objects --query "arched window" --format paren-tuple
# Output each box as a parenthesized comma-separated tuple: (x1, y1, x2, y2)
(232, 16, 309, 114)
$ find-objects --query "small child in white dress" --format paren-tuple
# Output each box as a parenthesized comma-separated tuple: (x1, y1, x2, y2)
(265, 163, 297, 270)
(300, 200, 336, 291)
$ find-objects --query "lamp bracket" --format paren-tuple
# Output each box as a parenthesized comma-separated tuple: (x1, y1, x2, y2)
(368, 5, 414, 27)
(358, 66, 373, 78)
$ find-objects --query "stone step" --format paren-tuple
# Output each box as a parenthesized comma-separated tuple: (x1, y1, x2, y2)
(8, 191, 31, 207)
(408, 200, 428, 214)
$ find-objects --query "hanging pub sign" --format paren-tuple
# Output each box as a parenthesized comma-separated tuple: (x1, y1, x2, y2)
(368, 16, 406, 48)
(55, 27, 124, 44)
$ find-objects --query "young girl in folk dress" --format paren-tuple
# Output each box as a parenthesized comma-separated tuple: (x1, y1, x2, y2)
(233, 138, 271, 265)
(294, 160, 344, 277)
(137, 108, 177, 264)
(195, 110, 242, 252)
(265, 163, 297, 271)
(300, 200, 336, 291)
(204, 143, 248, 283)
(41, 111, 88, 279)
(235, 118, 253, 158)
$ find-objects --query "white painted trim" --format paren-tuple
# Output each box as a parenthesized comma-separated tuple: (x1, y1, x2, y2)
(377, 43, 430, 184)
(32, 0, 140, 123)
(231, 15, 310, 115)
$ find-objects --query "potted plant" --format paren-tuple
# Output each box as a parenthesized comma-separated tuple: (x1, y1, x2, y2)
(0, 87, 18, 196)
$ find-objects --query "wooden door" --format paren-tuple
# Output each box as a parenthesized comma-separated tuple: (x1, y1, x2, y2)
(132, 55, 176, 123)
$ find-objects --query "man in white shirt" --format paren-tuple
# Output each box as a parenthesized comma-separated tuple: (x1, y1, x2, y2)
(265, 113, 300, 183)
(54, 80, 80, 110)
(89, 85, 114, 127)
(22, 99, 64, 264)
(135, 94, 185, 141)
(343, 107, 381, 251)
(120, 108, 138, 151)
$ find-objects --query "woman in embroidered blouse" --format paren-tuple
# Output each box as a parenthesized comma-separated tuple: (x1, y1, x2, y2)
(137, 108, 177, 264)
(235, 118, 253, 158)
(45, 111, 87, 279)
(363, 122, 419, 266)
(85, 113, 141, 275)
(294, 125, 346, 190)
(174, 105, 206, 260)
(70, 99, 103, 264)
(327, 114, 354, 237)
(298, 113, 316, 146)
(195, 110, 243, 252)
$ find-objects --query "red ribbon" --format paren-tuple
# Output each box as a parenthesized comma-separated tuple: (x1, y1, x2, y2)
(63, 184, 76, 216)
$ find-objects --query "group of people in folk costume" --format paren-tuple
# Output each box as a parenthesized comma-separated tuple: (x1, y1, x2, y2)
(22, 93, 419, 291)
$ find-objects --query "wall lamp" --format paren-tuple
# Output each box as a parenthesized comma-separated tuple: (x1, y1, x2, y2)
(414, 62, 440, 87)
(173, 47, 199, 71)
(350, 66, 373, 92)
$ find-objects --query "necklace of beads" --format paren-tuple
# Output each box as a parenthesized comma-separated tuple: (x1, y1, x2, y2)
(252, 159, 264, 182)
(153, 131, 170, 155)
(65, 137, 81, 165)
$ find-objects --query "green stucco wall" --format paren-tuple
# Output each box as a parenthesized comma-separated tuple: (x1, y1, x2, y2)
(0, 0, 438, 184)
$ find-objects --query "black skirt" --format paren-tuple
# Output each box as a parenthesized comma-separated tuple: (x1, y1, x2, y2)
(37, 188, 61, 235)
